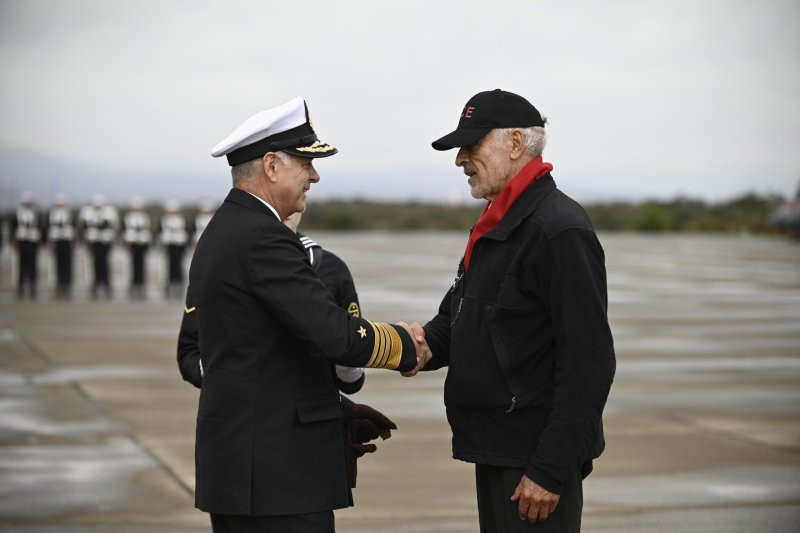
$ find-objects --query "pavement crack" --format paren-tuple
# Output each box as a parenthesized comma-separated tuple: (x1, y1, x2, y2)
(9, 321, 196, 500)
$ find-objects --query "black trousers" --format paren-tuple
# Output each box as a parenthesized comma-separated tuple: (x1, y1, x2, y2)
(129, 244, 148, 287)
(210, 510, 334, 533)
(54, 240, 73, 290)
(475, 464, 583, 533)
(91, 242, 111, 288)
(17, 242, 38, 296)
(166, 244, 185, 283)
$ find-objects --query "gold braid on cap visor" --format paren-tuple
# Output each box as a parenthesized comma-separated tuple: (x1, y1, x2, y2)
(365, 321, 404, 369)
(295, 140, 336, 153)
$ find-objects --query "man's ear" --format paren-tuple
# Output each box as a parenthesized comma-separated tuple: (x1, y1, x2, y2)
(508, 129, 525, 160)
(262, 153, 279, 183)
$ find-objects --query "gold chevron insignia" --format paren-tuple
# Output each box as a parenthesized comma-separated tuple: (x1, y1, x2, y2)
(295, 140, 335, 153)
(184, 306, 196, 314)
(364, 321, 403, 369)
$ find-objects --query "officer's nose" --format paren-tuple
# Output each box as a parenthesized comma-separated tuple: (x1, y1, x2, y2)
(309, 165, 320, 183)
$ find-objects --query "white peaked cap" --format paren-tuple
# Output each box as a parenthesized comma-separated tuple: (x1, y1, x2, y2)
(54, 193, 68, 205)
(165, 199, 181, 212)
(210, 96, 337, 166)
(92, 194, 105, 206)
(130, 196, 145, 209)
(211, 97, 306, 158)
(20, 190, 34, 203)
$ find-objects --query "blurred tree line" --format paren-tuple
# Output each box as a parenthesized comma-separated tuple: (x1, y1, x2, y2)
(301, 193, 786, 233)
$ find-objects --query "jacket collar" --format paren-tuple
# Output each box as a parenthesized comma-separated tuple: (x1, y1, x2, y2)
(224, 188, 281, 221)
(481, 174, 557, 241)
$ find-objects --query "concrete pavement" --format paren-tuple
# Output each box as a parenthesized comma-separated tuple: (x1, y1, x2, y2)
(1, 233, 799, 532)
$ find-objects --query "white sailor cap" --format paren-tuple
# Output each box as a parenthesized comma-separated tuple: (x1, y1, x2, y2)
(198, 197, 216, 212)
(92, 194, 105, 206)
(20, 190, 34, 204)
(210, 97, 337, 166)
(164, 199, 181, 212)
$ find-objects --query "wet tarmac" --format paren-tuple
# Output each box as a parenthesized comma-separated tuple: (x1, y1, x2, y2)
(0, 233, 799, 532)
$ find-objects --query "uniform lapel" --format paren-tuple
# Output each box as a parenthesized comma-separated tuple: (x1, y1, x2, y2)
(225, 188, 279, 219)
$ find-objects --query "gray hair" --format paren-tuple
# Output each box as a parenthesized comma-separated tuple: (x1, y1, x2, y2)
(490, 126, 547, 158)
(230, 151, 293, 185)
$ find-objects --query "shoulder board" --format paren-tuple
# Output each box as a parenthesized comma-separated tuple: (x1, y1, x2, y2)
(298, 234, 319, 250)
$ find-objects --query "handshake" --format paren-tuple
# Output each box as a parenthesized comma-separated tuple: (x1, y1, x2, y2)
(396, 321, 430, 377)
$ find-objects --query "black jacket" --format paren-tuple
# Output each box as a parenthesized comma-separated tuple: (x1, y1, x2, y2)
(183, 188, 416, 516)
(423, 175, 615, 494)
(178, 233, 365, 394)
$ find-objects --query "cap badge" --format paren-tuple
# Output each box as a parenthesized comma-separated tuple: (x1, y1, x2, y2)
(295, 140, 336, 153)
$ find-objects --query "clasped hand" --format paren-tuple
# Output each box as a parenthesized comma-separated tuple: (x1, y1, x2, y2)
(396, 321, 430, 376)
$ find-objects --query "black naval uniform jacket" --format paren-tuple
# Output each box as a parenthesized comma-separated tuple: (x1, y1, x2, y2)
(183, 188, 416, 517)
(423, 174, 616, 495)
(298, 233, 366, 394)
(178, 233, 365, 394)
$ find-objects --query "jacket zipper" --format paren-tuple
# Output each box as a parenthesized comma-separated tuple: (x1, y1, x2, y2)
(505, 396, 517, 413)
(451, 297, 463, 328)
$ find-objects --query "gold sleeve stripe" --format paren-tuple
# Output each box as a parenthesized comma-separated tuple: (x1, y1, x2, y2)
(375, 323, 393, 368)
(184, 306, 196, 314)
(383, 324, 404, 369)
(374, 323, 389, 367)
(364, 321, 404, 369)
(365, 321, 382, 368)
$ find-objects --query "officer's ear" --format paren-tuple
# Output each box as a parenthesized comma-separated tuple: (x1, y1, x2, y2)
(262, 152, 280, 183)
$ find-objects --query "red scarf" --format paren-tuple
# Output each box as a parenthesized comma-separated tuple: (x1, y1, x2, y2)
(463, 156, 553, 271)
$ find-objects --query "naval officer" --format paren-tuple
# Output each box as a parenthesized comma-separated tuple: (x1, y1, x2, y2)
(183, 96, 429, 532)
(178, 211, 387, 490)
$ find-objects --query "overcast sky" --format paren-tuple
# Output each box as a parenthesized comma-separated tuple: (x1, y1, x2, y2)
(1, 0, 798, 208)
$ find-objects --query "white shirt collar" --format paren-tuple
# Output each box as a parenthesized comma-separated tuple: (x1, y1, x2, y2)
(244, 191, 281, 221)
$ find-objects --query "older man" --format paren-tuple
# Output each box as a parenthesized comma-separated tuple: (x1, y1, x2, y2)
(183, 97, 427, 532)
(411, 89, 615, 532)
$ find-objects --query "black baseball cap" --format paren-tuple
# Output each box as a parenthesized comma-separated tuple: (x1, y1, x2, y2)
(432, 89, 545, 151)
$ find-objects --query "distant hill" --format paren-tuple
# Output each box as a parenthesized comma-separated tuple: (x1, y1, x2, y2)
(0, 144, 222, 209)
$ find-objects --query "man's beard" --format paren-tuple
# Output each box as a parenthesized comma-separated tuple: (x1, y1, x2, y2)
(469, 157, 511, 200)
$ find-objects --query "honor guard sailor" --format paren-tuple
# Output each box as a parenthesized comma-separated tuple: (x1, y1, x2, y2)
(181, 96, 429, 532)
(47, 193, 76, 299)
(11, 191, 43, 299)
(193, 198, 215, 245)
(159, 200, 188, 298)
(80, 195, 118, 299)
(123, 197, 152, 298)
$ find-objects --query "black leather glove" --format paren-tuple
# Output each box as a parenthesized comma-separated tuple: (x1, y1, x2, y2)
(345, 403, 397, 487)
